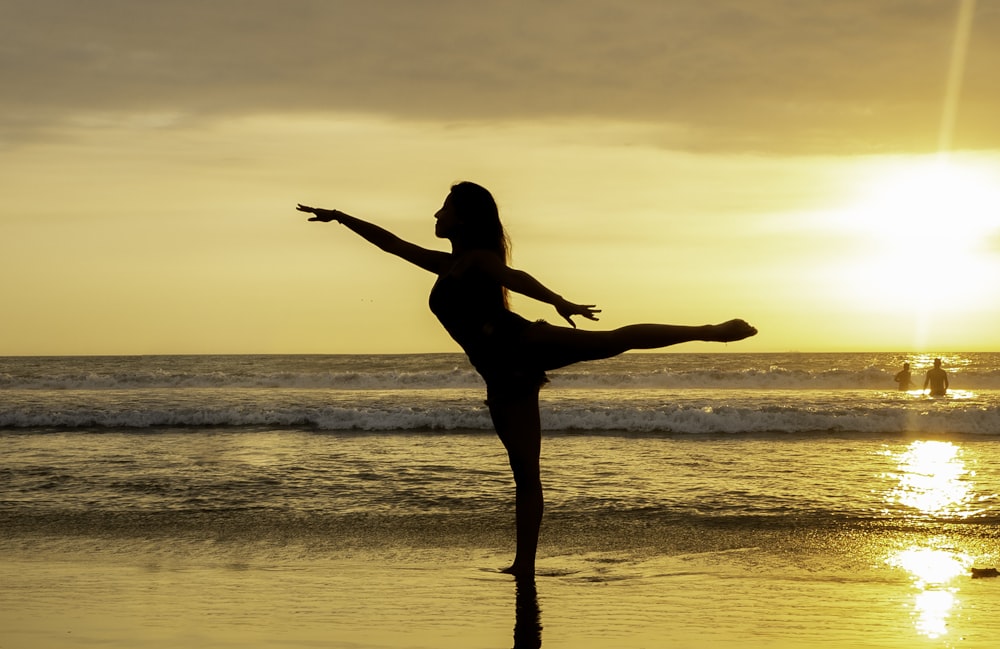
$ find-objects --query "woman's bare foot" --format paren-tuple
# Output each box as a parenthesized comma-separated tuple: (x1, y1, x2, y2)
(706, 319, 757, 342)
(501, 562, 535, 577)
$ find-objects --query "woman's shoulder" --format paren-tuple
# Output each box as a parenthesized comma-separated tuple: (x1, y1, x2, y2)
(451, 249, 505, 273)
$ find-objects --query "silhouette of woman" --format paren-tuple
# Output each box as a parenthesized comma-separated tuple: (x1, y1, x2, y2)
(297, 181, 757, 576)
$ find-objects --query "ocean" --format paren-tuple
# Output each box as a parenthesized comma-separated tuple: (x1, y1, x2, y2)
(3, 352, 1000, 648)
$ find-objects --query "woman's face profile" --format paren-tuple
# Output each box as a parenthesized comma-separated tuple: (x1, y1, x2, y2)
(434, 193, 460, 239)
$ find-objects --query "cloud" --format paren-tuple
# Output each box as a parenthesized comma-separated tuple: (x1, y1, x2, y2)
(3, 0, 999, 153)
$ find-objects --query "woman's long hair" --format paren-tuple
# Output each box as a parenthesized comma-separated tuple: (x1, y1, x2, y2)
(449, 181, 512, 306)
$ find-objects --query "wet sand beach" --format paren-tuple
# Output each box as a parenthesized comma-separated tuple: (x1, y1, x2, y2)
(4, 520, 1000, 649)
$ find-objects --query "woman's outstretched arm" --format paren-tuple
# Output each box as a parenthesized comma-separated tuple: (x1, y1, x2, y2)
(297, 205, 448, 274)
(506, 268, 601, 328)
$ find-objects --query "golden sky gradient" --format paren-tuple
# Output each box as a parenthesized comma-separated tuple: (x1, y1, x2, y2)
(2, 0, 999, 355)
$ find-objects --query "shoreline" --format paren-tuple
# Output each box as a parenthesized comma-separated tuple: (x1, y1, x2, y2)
(4, 529, 1000, 649)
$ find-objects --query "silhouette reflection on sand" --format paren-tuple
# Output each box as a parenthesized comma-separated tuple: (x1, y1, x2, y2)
(513, 574, 542, 649)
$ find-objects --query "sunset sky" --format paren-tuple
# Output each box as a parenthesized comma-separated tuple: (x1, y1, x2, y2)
(3, 0, 999, 355)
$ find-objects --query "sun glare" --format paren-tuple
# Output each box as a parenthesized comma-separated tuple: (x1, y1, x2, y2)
(855, 158, 999, 239)
(826, 156, 1000, 320)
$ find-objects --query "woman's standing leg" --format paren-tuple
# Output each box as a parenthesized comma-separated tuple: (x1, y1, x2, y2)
(487, 386, 543, 576)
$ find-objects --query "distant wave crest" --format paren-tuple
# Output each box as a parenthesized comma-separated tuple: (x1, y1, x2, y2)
(5, 365, 1000, 391)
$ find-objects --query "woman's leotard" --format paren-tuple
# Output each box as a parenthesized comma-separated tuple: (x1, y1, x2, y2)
(428, 264, 546, 393)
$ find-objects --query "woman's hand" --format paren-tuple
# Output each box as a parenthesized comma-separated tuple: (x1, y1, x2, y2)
(296, 204, 341, 222)
(556, 299, 601, 328)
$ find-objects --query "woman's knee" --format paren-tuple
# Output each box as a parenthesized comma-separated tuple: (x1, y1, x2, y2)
(507, 454, 541, 484)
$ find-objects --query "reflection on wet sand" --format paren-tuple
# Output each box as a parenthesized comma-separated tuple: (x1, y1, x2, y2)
(888, 545, 971, 639)
(512, 575, 542, 649)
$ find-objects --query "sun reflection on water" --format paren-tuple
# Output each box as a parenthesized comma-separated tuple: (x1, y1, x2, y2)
(884, 440, 976, 519)
(883, 440, 977, 640)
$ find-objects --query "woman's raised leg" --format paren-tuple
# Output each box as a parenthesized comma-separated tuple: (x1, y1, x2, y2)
(523, 318, 757, 371)
(487, 387, 544, 577)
